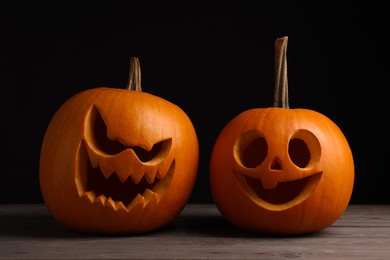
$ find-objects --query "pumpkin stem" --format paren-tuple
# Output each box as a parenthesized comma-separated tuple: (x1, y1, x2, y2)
(273, 36, 289, 108)
(127, 57, 142, 91)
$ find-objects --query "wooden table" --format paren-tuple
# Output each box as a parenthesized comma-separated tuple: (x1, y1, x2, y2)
(1, 204, 389, 259)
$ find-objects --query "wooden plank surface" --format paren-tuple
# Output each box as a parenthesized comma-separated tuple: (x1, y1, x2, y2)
(1, 204, 390, 259)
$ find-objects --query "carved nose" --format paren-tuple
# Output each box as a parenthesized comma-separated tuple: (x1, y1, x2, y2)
(270, 157, 283, 170)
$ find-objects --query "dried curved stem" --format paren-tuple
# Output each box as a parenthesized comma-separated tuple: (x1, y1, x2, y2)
(127, 57, 142, 91)
(273, 36, 289, 108)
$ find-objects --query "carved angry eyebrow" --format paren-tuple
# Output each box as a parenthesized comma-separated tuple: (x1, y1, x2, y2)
(87, 105, 172, 161)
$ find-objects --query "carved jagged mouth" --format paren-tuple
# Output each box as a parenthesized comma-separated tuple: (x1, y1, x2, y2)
(76, 141, 174, 212)
(235, 172, 322, 210)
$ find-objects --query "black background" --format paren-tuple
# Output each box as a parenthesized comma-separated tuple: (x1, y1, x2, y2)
(1, 2, 388, 204)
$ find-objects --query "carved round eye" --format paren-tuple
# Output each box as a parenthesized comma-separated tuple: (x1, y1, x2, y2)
(289, 129, 321, 168)
(288, 138, 310, 168)
(234, 130, 268, 168)
(91, 108, 127, 155)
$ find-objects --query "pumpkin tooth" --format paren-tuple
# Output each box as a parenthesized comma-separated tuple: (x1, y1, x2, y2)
(147, 192, 160, 207)
(156, 159, 172, 179)
(99, 162, 114, 179)
(105, 197, 116, 210)
(115, 201, 127, 212)
(262, 178, 278, 189)
(130, 172, 144, 184)
(126, 194, 145, 211)
(116, 171, 130, 183)
(83, 191, 96, 202)
(142, 189, 156, 204)
(95, 195, 107, 206)
(145, 167, 157, 184)
(115, 159, 141, 183)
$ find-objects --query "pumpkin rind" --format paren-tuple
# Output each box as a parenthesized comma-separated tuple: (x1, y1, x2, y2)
(209, 37, 354, 235)
(40, 61, 199, 234)
(210, 107, 354, 234)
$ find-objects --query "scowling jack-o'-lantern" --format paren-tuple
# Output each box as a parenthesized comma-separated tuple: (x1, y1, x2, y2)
(209, 37, 354, 235)
(39, 57, 199, 234)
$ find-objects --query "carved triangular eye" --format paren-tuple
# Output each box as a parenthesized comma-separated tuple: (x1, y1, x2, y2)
(131, 140, 172, 162)
(88, 106, 172, 162)
(89, 106, 127, 155)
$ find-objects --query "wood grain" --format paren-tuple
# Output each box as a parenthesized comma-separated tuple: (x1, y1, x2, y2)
(1, 204, 389, 259)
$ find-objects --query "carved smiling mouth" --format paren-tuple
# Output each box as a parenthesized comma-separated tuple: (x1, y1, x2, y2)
(235, 172, 322, 210)
(76, 140, 174, 212)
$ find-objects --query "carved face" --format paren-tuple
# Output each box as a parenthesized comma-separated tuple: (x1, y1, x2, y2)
(79, 105, 175, 211)
(40, 88, 199, 234)
(232, 128, 323, 211)
(210, 108, 354, 234)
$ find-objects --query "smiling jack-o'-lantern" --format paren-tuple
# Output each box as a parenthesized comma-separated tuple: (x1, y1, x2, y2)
(39, 57, 199, 234)
(209, 37, 354, 235)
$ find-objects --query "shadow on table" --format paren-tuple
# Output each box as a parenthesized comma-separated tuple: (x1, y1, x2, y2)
(0, 210, 81, 238)
(168, 212, 323, 239)
(0, 206, 323, 239)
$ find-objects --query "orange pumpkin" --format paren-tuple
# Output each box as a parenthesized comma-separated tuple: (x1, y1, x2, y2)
(209, 36, 354, 235)
(39, 57, 199, 234)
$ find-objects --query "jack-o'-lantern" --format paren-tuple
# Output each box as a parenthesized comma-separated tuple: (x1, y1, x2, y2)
(39, 57, 199, 234)
(209, 36, 354, 235)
